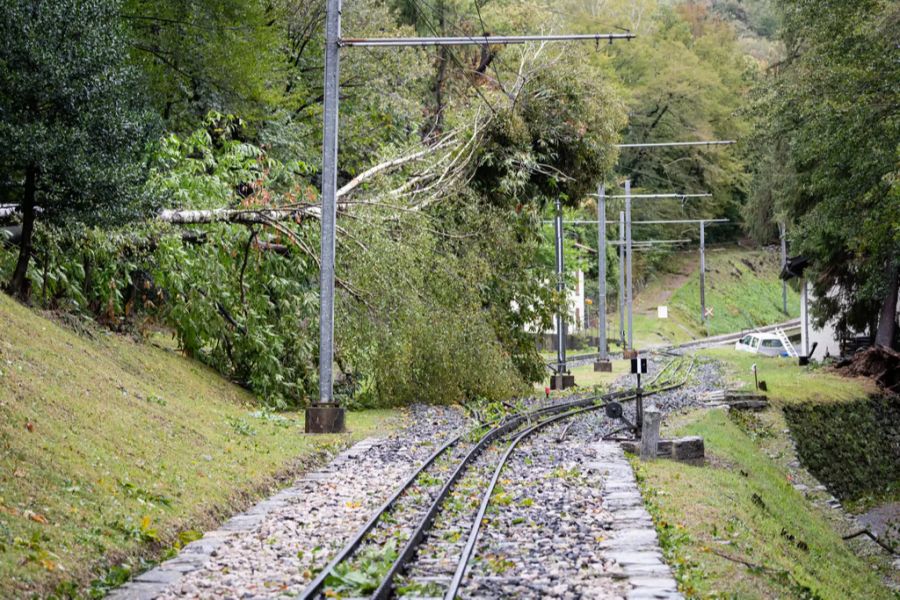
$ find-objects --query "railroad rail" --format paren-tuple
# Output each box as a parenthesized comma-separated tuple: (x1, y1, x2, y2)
(300, 355, 694, 600)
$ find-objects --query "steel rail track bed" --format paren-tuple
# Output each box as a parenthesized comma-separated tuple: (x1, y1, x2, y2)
(300, 356, 693, 600)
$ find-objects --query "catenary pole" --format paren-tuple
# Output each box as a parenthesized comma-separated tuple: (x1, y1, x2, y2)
(780, 221, 788, 315)
(597, 185, 607, 361)
(310, 0, 344, 432)
(554, 198, 566, 374)
(618, 212, 626, 351)
(625, 180, 633, 351)
(311, 19, 636, 432)
(699, 220, 706, 325)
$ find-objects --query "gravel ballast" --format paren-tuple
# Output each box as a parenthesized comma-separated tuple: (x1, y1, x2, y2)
(112, 355, 724, 600)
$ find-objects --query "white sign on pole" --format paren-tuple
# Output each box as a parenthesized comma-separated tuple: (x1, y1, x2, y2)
(657, 306, 668, 319)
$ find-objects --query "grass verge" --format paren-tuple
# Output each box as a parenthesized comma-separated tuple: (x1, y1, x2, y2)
(629, 349, 895, 598)
(0, 293, 399, 598)
(609, 246, 800, 348)
(632, 408, 894, 599)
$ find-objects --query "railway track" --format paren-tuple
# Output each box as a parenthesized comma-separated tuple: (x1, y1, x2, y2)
(300, 355, 694, 600)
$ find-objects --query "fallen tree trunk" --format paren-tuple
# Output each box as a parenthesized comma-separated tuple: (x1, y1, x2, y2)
(158, 207, 316, 225)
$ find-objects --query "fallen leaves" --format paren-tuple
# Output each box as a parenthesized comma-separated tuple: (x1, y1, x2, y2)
(24, 510, 49, 524)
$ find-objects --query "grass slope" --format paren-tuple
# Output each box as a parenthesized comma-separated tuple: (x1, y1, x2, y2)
(0, 294, 397, 597)
(605, 246, 800, 350)
(632, 350, 894, 598)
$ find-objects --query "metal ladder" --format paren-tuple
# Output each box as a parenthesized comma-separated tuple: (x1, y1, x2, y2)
(774, 327, 798, 357)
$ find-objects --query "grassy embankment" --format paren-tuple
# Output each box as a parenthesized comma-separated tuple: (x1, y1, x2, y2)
(0, 293, 398, 598)
(631, 348, 897, 599)
(627, 246, 801, 348)
(540, 246, 801, 389)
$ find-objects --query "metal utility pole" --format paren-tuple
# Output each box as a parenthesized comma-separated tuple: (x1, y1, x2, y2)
(554, 199, 565, 372)
(551, 199, 574, 390)
(309, 10, 635, 431)
(699, 220, 707, 325)
(800, 278, 810, 362)
(308, 0, 344, 433)
(595, 186, 611, 372)
(618, 212, 626, 351)
(625, 179, 634, 353)
(780, 221, 788, 315)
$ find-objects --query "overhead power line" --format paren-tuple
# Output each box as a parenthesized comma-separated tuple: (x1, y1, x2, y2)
(341, 33, 636, 47)
(615, 140, 736, 149)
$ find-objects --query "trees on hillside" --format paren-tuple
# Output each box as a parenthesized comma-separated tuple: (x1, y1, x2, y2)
(746, 0, 899, 348)
(0, 0, 155, 300)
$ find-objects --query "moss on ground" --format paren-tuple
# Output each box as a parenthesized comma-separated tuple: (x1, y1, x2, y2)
(0, 293, 399, 598)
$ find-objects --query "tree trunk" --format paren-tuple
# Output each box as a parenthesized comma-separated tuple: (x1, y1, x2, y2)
(7, 166, 37, 300)
(428, 2, 448, 138)
(875, 259, 899, 349)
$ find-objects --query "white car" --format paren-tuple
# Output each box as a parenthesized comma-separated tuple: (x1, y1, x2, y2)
(734, 333, 788, 357)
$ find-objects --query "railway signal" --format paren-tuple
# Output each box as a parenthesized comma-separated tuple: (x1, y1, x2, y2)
(631, 356, 648, 433)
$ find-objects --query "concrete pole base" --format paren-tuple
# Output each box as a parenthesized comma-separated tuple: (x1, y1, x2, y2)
(550, 374, 576, 391)
(594, 360, 613, 373)
(305, 405, 346, 433)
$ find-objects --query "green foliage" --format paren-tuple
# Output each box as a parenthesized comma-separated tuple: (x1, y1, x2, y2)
(0, 0, 156, 222)
(745, 0, 900, 337)
(324, 539, 399, 596)
(123, 0, 285, 131)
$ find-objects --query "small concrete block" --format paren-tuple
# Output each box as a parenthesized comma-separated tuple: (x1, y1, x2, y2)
(134, 567, 184, 585)
(550, 374, 576, 390)
(673, 436, 705, 461)
(640, 409, 662, 460)
(606, 550, 665, 565)
(621, 439, 673, 458)
(305, 405, 346, 433)
(106, 582, 169, 600)
(604, 528, 660, 548)
(594, 360, 613, 372)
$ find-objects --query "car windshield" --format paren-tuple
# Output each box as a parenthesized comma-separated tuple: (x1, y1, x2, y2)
(740, 335, 752, 345)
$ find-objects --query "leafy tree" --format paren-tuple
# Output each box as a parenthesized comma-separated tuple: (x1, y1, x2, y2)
(746, 0, 899, 348)
(123, 0, 284, 131)
(0, 0, 156, 300)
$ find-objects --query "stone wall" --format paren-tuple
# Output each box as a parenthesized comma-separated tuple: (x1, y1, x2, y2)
(784, 395, 900, 501)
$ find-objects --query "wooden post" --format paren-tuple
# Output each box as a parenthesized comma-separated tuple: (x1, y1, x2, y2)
(640, 408, 661, 460)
